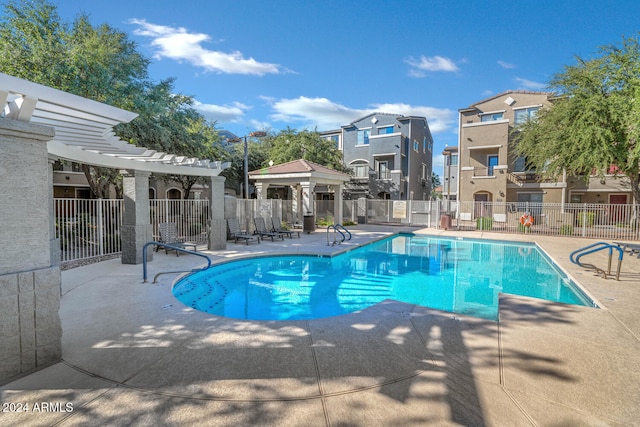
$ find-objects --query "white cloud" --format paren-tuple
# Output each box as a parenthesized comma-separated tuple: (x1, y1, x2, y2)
(405, 55, 459, 76)
(265, 96, 455, 134)
(515, 77, 547, 90)
(371, 103, 455, 134)
(193, 100, 250, 122)
(498, 60, 516, 69)
(129, 19, 283, 75)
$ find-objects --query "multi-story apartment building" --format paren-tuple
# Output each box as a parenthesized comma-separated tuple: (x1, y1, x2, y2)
(458, 91, 557, 209)
(458, 90, 636, 221)
(336, 113, 434, 200)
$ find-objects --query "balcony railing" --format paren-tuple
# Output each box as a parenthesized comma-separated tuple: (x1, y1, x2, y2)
(462, 166, 503, 177)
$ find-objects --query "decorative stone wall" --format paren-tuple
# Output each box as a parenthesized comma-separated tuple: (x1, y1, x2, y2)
(0, 267, 62, 381)
(0, 118, 62, 384)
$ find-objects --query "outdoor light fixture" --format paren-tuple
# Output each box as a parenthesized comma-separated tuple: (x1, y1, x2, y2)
(229, 131, 267, 199)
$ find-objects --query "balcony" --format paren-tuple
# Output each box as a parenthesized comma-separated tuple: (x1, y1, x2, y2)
(507, 171, 560, 187)
(461, 165, 507, 178)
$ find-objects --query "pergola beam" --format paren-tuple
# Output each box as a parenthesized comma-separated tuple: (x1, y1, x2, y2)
(0, 72, 228, 175)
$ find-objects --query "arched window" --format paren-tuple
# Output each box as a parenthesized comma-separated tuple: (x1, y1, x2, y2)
(349, 160, 369, 178)
(167, 188, 182, 199)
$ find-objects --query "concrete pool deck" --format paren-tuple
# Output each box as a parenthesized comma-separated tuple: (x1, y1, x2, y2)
(2, 225, 639, 426)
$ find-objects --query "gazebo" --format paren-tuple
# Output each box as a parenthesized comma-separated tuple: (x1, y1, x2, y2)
(249, 159, 351, 225)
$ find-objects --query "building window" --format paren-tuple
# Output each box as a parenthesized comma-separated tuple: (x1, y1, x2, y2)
(413, 140, 419, 152)
(480, 112, 504, 122)
(449, 154, 458, 166)
(423, 137, 433, 153)
(513, 156, 534, 172)
(357, 129, 370, 145)
(350, 160, 369, 177)
(517, 193, 543, 203)
(378, 125, 393, 134)
(377, 161, 390, 179)
(325, 135, 340, 148)
(571, 194, 583, 203)
(487, 155, 499, 176)
(514, 107, 539, 126)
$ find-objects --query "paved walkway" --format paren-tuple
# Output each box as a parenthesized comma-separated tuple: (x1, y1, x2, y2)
(1, 226, 639, 426)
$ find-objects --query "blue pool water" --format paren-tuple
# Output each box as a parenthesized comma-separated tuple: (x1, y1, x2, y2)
(173, 234, 595, 321)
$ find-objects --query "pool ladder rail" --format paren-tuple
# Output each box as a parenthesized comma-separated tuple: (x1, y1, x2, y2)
(327, 224, 352, 246)
(142, 241, 212, 283)
(569, 242, 624, 280)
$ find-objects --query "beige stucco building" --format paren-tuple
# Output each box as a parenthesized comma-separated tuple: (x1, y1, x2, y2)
(458, 90, 635, 209)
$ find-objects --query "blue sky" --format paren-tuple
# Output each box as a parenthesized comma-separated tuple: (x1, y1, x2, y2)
(48, 0, 640, 175)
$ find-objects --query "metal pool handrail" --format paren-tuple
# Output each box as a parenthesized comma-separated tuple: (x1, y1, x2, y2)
(335, 224, 352, 241)
(326, 224, 352, 246)
(142, 241, 212, 282)
(569, 242, 624, 280)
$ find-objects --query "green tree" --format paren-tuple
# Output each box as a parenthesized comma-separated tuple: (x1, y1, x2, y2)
(116, 79, 224, 198)
(0, 0, 222, 198)
(265, 128, 347, 172)
(515, 35, 640, 208)
(431, 172, 441, 199)
(219, 134, 270, 197)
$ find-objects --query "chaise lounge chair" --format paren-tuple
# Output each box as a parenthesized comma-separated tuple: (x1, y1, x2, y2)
(271, 216, 300, 238)
(156, 222, 197, 256)
(613, 241, 640, 258)
(227, 218, 260, 245)
(254, 217, 285, 241)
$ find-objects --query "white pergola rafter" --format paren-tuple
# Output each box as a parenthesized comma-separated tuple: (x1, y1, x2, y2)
(0, 73, 229, 176)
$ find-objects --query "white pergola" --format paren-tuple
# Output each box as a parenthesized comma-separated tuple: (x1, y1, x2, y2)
(0, 73, 229, 264)
(0, 72, 228, 176)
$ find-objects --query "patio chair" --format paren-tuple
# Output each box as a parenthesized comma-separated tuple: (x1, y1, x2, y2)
(227, 218, 259, 245)
(254, 217, 285, 241)
(271, 216, 300, 238)
(613, 241, 640, 258)
(156, 222, 197, 256)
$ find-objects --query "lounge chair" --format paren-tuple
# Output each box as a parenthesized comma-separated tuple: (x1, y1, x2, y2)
(613, 241, 640, 258)
(156, 222, 197, 256)
(227, 218, 259, 245)
(254, 217, 285, 241)
(271, 216, 300, 238)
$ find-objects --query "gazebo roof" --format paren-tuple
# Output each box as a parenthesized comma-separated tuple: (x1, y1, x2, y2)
(249, 159, 351, 186)
(0, 73, 227, 176)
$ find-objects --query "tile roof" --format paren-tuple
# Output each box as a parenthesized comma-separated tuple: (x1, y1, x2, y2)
(249, 159, 350, 177)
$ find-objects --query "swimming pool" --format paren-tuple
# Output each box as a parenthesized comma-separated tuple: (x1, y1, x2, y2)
(173, 234, 596, 321)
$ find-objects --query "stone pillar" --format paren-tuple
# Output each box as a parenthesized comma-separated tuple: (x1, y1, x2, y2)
(207, 176, 227, 250)
(291, 185, 300, 223)
(333, 184, 344, 225)
(120, 170, 152, 264)
(0, 118, 62, 384)
(254, 182, 269, 199)
(301, 181, 316, 215)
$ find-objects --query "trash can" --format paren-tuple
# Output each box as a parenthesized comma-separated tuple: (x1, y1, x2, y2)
(440, 214, 451, 230)
(303, 215, 315, 233)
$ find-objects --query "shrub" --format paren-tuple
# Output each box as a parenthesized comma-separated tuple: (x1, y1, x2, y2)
(577, 212, 595, 227)
(476, 216, 493, 230)
(559, 224, 574, 235)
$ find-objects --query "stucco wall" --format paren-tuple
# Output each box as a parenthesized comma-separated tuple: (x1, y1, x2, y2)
(0, 118, 62, 384)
